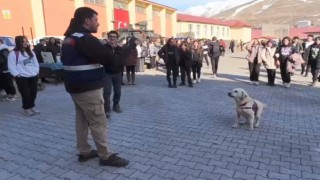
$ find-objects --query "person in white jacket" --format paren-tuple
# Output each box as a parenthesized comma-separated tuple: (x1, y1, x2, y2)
(261, 40, 277, 86)
(8, 36, 40, 116)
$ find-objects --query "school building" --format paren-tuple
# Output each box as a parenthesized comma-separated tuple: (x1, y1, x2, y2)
(0, 0, 177, 39)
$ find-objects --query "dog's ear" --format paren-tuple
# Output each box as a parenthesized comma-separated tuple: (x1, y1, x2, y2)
(241, 91, 248, 99)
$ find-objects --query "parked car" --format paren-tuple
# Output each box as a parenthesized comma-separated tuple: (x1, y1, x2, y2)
(0, 36, 15, 51)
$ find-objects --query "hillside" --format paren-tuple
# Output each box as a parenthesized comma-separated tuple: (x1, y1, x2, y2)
(183, 0, 320, 27)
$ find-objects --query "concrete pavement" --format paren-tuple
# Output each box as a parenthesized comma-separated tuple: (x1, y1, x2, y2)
(0, 52, 320, 180)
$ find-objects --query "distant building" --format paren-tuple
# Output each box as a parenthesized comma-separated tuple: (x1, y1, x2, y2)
(224, 20, 252, 43)
(0, 0, 177, 39)
(296, 20, 312, 28)
(177, 14, 230, 40)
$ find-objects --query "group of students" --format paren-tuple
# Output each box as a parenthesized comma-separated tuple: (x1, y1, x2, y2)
(157, 37, 225, 88)
(246, 35, 320, 87)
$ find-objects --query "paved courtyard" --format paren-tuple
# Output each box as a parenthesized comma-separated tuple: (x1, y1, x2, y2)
(0, 52, 320, 180)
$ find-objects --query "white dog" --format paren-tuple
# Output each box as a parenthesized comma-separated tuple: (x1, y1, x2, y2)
(228, 88, 265, 131)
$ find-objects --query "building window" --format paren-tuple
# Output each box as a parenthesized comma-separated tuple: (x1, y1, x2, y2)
(211, 26, 214, 36)
(197, 25, 200, 36)
(135, 6, 145, 14)
(188, 24, 193, 33)
(222, 27, 225, 36)
(153, 10, 160, 17)
(84, 0, 105, 5)
(204, 25, 207, 36)
(217, 26, 220, 36)
(114, 1, 128, 10)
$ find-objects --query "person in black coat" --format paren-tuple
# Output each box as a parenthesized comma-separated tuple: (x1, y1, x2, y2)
(179, 43, 193, 87)
(307, 37, 320, 86)
(33, 39, 46, 63)
(158, 38, 180, 88)
(46, 37, 61, 62)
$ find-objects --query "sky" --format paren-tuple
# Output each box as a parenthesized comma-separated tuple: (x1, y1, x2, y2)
(151, 0, 215, 10)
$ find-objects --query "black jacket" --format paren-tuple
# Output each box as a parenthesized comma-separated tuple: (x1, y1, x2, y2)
(33, 43, 46, 63)
(158, 44, 180, 66)
(66, 27, 136, 68)
(308, 43, 320, 68)
(103, 43, 127, 74)
(179, 49, 192, 67)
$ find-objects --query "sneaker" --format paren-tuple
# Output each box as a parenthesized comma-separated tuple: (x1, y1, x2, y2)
(173, 84, 177, 88)
(30, 108, 40, 114)
(197, 78, 201, 83)
(254, 81, 259, 86)
(23, 109, 35, 116)
(113, 104, 122, 113)
(213, 74, 217, 78)
(249, 81, 254, 85)
(193, 80, 196, 83)
(168, 84, 173, 88)
(189, 84, 193, 88)
(99, 153, 129, 167)
(105, 111, 111, 118)
(78, 150, 98, 162)
(179, 83, 185, 86)
(285, 83, 290, 88)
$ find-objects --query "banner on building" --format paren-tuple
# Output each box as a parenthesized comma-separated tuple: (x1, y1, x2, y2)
(113, 9, 129, 30)
(2, 10, 11, 19)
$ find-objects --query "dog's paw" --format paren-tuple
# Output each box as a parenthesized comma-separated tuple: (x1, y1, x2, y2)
(232, 124, 239, 128)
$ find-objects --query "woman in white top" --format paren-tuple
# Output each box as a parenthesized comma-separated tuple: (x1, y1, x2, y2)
(261, 40, 277, 86)
(8, 36, 40, 116)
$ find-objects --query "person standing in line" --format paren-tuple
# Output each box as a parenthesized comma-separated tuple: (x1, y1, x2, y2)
(158, 38, 180, 88)
(102, 31, 127, 118)
(201, 40, 210, 67)
(61, 7, 136, 167)
(191, 40, 203, 83)
(179, 43, 193, 87)
(306, 36, 320, 87)
(302, 34, 314, 77)
(275, 37, 295, 88)
(261, 40, 277, 86)
(126, 40, 138, 85)
(229, 40, 235, 53)
(246, 39, 263, 85)
(7, 36, 40, 116)
(209, 37, 221, 78)
(148, 40, 157, 69)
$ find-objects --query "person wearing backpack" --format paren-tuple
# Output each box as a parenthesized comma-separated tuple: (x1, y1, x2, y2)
(7, 36, 40, 116)
(0, 39, 17, 101)
(209, 37, 221, 78)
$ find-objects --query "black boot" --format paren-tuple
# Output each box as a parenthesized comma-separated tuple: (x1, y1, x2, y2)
(173, 77, 177, 88)
(167, 77, 173, 88)
(131, 74, 135, 85)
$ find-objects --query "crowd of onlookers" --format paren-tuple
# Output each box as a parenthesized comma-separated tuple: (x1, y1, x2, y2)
(246, 35, 320, 88)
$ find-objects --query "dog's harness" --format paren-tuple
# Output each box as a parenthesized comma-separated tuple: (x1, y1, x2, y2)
(239, 101, 258, 115)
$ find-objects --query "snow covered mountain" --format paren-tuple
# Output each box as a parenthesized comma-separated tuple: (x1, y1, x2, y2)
(183, 0, 320, 26)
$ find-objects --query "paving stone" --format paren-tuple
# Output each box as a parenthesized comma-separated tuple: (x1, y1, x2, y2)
(1, 52, 319, 180)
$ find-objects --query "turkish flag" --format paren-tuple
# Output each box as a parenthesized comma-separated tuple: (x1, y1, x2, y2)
(114, 8, 130, 30)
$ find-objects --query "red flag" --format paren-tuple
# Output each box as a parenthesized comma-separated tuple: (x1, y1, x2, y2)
(114, 9, 129, 30)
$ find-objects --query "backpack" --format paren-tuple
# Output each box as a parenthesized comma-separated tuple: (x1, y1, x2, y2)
(0, 48, 9, 72)
(211, 42, 221, 56)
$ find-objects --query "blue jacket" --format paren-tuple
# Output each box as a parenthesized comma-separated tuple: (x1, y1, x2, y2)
(61, 32, 107, 93)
